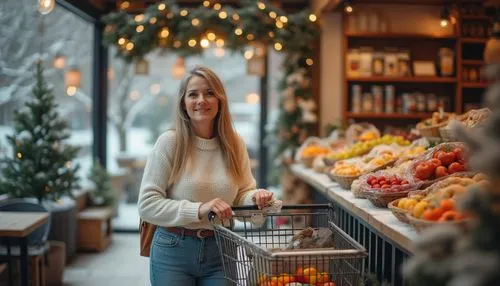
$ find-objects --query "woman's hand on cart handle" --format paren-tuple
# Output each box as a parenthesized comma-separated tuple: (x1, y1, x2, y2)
(199, 198, 232, 221)
(252, 189, 274, 209)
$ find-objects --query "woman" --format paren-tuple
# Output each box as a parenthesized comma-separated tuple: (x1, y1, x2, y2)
(138, 65, 274, 286)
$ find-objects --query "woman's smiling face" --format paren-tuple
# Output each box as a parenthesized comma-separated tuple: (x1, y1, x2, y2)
(183, 75, 220, 128)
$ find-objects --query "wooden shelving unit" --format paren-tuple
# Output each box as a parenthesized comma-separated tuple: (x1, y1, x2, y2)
(347, 76, 456, 83)
(458, 4, 492, 112)
(346, 112, 432, 120)
(462, 38, 488, 43)
(462, 59, 484, 65)
(341, 1, 493, 125)
(462, 82, 489, 89)
(346, 32, 456, 40)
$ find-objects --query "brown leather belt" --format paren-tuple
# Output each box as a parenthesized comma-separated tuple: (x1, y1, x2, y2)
(164, 227, 215, 238)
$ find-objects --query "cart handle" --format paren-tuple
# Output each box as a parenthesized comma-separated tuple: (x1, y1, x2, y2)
(208, 203, 332, 221)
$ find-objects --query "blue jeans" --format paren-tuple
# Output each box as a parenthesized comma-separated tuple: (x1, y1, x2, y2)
(150, 227, 226, 286)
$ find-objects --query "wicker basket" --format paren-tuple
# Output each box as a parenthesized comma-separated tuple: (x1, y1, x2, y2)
(406, 214, 473, 233)
(351, 185, 366, 198)
(301, 156, 315, 168)
(329, 173, 360, 189)
(388, 199, 410, 223)
(416, 123, 443, 138)
(362, 189, 411, 208)
(323, 157, 337, 167)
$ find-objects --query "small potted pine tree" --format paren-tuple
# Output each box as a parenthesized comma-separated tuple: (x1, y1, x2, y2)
(0, 60, 81, 263)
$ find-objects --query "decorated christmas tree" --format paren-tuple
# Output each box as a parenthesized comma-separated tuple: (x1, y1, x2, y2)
(0, 61, 80, 204)
(87, 159, 115, 207)
(404, 17, 500, 286)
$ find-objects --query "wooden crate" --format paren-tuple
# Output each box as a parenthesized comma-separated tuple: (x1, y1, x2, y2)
(0, 255, 46, 286)
(77, 206, 113, 252)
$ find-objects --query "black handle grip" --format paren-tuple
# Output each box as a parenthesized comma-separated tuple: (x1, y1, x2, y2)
(207, 203, 332, 221)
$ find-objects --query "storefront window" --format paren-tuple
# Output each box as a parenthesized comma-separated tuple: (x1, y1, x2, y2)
(0, 1, 93, 183)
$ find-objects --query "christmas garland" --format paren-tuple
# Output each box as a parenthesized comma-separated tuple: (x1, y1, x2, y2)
(101, 0, 319, 184)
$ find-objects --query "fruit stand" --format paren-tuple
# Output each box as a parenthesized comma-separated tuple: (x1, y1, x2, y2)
(291, 164, 415, 285)
(290, 109, 492, 285)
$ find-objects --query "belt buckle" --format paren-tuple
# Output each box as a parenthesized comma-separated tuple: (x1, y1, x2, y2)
(196, 229, 208, 238)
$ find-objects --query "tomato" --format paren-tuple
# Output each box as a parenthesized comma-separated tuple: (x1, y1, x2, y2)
(429, 158, 442, 168)
(372, 184, 381, 189)
(370, 178, 378, 186)
(378, 176, 386, 182)
(437, 152, 456, 166)
(401, 179, 409, 185)
(448, 162, 464, 174)
(379, 180, 387, 186)
(435, 166, 449, 178)
(382, 184, 391, 189)
(453, 147, 463, 159)
(415, 162, 433, 180)
(433, 150, 445, 159)
(367, 175, 376, 184)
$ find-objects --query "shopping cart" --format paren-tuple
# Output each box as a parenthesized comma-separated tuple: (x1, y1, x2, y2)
(209, 204, 367, 286)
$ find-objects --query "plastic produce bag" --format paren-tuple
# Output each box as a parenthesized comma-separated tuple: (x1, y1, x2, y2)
(345, 123, 380, 145)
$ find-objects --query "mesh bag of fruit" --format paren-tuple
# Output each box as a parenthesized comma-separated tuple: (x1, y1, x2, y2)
(345, 123, 380, 145)
(406, 142, 469, 188)
(394, 138, 431, 166)
(294, 136, 331, 163)
(359, 170, 420, 194)
(407, 171, 483, 197)
(358, 170, 422, 207)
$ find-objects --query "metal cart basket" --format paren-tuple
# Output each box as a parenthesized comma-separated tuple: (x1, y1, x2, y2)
(209, 204, 367, 286)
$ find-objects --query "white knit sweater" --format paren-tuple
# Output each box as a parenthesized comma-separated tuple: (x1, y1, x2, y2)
(137, 130, 258, 230)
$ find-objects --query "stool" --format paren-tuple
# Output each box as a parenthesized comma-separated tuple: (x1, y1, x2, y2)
(77, 207, 113, 251)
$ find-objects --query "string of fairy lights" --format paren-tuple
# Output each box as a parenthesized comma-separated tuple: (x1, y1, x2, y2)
(102, 0, 319, 69)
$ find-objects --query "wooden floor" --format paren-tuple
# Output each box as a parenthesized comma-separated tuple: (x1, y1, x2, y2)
(63, 233, 149, 285)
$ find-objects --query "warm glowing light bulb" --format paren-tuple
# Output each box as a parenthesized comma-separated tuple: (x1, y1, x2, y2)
(188, 39, 197, 47)
(200, 38, 210, 48)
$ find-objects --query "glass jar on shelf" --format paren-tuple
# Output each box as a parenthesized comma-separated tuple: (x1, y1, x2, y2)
(359, 47, 374, 77)
(362, 93, 374, 112)
(462, 67, 469, 81)
(371, 52, 385, 76)
(416, 93, 427, 113)
(351, 85, 362, 113)
(438, 48, 454, 77)
(397, 50, 411, 77)
(384, 48, 399, 77)
(468, 68, 478, 82)
(346, 49, 361, 77)
(385, 85, 395, 113)
(372, 85, 383, 113)
(427, 93, 438, 112)
(357, 12, 368, 32)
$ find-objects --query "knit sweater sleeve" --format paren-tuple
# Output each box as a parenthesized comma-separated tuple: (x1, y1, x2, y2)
(137, 131, 202, 227)
(232, 135, 259, 206)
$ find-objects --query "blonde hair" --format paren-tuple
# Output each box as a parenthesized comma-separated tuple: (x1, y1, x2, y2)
(168, 66, 245, 186)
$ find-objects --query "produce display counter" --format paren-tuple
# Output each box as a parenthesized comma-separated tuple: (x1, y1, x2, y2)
(290, 164, 417, 285)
